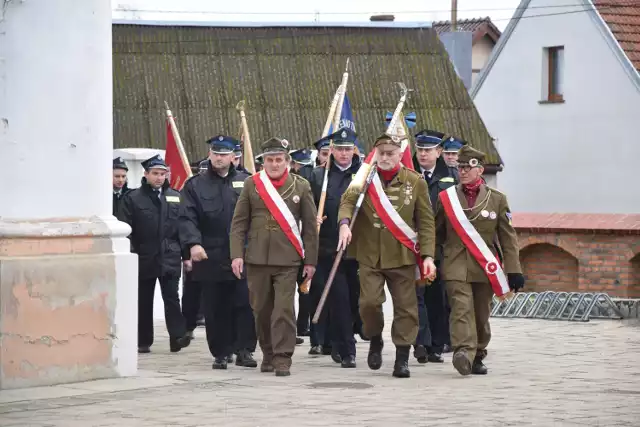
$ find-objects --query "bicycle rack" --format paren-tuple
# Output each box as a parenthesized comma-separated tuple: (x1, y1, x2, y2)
(490, 291, 623, 322)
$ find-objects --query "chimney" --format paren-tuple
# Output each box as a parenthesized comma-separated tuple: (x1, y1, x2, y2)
(370, 14, 395, 22)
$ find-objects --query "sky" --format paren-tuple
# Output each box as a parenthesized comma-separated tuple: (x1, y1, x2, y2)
(112, 0, 522, 31)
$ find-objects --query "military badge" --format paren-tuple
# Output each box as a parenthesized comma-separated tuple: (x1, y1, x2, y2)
(481, 210, 489, 218)
(341, 130, 347, 138)
(218, 135, 224, 141)
(506, 212, 512, 225)
(489, 211, 497, 220)
(293, 195, 300, 203)
(281, 139, 289, 148)
(469, 158, 479, 167)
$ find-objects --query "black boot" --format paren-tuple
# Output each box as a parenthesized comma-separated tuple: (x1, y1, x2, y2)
(212, 357, 228, 370)
(236, 350, 258, 368)
(331, 347, 342, 364)
(413, 345, 427, 364)
(427, 352, 444, 363)
(308, 345, 323, 355)
(392, 346, 411, 378)
(170, 336, 190, 353)
(471, 356, 488, 375)
(367, 335, 384, 370)
(341, 355, 356, 368)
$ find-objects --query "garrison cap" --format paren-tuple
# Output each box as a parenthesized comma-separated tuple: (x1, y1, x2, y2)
(207, 135, 237, 154)
(414, 129, 445, 148)
(289, 148, 313, 165)
(457, 145, 486, 167)
(373, 132, 403, 148)
(261, 137, 290, 156)
(113, 157, 128, 171)
(141, 154, 168, 171)
(326, 127, 357, 147)
(443, 136, 467, 153)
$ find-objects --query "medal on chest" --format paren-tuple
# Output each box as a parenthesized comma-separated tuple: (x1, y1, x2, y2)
(404, 184, 413, 205)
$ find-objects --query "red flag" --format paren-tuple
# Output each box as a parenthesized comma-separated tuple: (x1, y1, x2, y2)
(165, 118, 191, 191)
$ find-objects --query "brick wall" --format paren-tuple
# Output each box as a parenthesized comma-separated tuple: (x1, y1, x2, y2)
(513, 214, 640, 298)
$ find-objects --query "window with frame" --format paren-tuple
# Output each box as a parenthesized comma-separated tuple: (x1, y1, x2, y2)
(544, 46, 564, 102)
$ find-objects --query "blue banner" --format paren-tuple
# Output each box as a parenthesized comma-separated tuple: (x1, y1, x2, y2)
(329, 94, 365, 154)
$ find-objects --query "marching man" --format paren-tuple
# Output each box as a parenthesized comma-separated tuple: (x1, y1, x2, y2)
(435, 145, 525, 376)
(337, 133, 437, 378)
(230, 137, 319, 377)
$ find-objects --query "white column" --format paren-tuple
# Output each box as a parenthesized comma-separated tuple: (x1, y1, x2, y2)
(0, 0, 138, 389)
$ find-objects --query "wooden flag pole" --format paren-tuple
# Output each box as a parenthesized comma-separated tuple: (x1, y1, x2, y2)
(236, 100, 256, 175)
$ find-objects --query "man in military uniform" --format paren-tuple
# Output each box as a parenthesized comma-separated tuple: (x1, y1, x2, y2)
(435, 145, 524, 376)
(230, 137, 319, 377)
(180, 136, 257, 370)
(411, 129, 458, 364)
(308, 127, 362, 368)
(113, 157, 130, 216)
(337, 133, 437, 378)
(117, 155, 190, 354)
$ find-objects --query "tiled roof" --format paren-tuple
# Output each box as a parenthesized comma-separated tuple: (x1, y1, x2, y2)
(112, 25, 502, 165)
(593, 0, 640, 72)
(513, 213, 640, 235)
(431, 17, 501, 43)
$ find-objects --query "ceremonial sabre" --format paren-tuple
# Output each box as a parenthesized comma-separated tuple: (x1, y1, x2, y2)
(236, 100, 256, 175)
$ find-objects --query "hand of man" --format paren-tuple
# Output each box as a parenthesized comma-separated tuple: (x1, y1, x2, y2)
(231, 258, 244, 280)
(302, 265, 316, 282)
(183, 260, 193, 273)
(423, 257, 437, 282)
(507, 273, 525, 293)
(316, 215, 327, 226)
(337, 223, 352, 251)
(190, 245, 208, 262)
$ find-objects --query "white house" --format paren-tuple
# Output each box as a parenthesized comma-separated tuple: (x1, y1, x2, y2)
(471, 0, 640, 214)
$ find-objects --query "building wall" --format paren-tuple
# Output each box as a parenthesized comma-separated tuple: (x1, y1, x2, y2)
(473, 0, 640, 214)
(471, 36, 495, 85)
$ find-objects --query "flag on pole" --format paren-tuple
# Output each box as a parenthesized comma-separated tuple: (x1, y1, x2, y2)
(328, 94, 366, 156)
(164, 103, 192, 191)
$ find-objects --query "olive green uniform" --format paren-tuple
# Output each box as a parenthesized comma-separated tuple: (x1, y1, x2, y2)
(230, 143, 318, 373)
(435, 173, 521, 366)
(338, 166, 435, 346)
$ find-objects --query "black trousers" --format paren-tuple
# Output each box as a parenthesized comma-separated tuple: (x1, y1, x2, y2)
(343, 259, 362, 336)
(296, 265, 311, 335)
(425, 272, 449, 353)
(202, 278, 257, 359)
(182, 271, 204, 332)
(138, 275, 186, 347)
(309, 260, 331, 348)
(415, 285, 432, 349)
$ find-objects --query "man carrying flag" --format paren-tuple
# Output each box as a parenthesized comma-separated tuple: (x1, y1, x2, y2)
(435, 145, 524, 376)
(337, 133, 437, 378)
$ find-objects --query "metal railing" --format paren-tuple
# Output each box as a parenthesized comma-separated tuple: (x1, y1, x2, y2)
(490, 291, 623, 322)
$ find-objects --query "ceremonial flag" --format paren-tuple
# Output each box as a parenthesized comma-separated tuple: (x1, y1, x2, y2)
(364, 111, 414, 169)
(164, 103, 192, 191)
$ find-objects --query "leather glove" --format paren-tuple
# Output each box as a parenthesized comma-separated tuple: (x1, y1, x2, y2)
(507, 273, 525, 293)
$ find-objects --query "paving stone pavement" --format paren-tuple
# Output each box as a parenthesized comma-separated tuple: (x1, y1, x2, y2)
(1, 318, 639, 427)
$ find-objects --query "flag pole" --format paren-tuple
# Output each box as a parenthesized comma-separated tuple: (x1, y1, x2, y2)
(164, 101, 192, 185)
(236, 100, 256, 175)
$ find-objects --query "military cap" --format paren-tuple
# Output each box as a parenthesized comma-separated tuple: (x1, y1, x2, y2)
(261, 137, 290, 156)
(206, 135, 238, 154)
(457, 145, 486, 167)
(442, 136, 467, 153)
(326, 127, 357, 147)
(289, 148, 313, 165)
(414, 129, 445, 148)
(141, 154, 168, 171)
(113, 157, 128, 171)
(313, 134, 332, 151)
(234, 143, 242, 158)
(255, 153, 264, 165)
(373, 132, 403, 148)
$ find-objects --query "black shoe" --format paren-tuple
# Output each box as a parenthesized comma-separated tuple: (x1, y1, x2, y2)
(452, 351, 472, 376)
(212, 358, 228, 370)
(413, 345, 428, 364)
(196, 317, 205, 327)
(341, 355, 356, 368)
(427, 352, 444, 363)
(298, 329, 311, 337)
(367, 335, 384, 370)
(308, 345, 323, 356)
(392, 346, 411, 378)
(170, 336, 190, 353)
(321, 346, 333, 356)
(471, 357, 488, 375)
(331, 347, 342, 364)
(185, 330, 194, 340)
(226, 354, 235, 363)
(236, 350, 258, 368)
(296, 337, 304, 345)
(138, 346, 150, 354)
(443, 344, 453, 353)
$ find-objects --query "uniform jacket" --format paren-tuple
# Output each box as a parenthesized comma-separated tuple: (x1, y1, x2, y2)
(179, 162, 250, 282)
(308, 154, 361, 258)
(435, 183, 522, 284)
(412, 155, 458, 209)
(117, 178, 183, 279)
(338, 166, 435, 270)
(230, 171, 319, 267)
(113, 183, 130, 217)
(293, 164, 314, 181)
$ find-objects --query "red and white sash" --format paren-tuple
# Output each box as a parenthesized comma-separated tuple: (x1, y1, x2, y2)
(439, 186, 509, 297)
(252, 170, 305, 259)
(367, 173, 426, 281)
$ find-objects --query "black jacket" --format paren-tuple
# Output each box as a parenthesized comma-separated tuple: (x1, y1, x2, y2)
(308, 155, 361, 258)
(412, 155, 458, 209)
(117, 179, 183, 279)
(179, 162, 249, 282)
(113, 183, 130, 217)
(293, 164, 314, 181)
